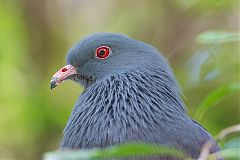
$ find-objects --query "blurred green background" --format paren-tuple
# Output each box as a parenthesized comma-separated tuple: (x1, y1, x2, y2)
(0, 0, 239, 159)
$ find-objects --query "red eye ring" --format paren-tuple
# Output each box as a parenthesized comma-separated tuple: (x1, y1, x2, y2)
(96, 46, 111, 59)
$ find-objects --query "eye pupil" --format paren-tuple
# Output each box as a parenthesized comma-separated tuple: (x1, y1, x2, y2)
(99, 49, 106, 56)
(96, 46, 111, 59)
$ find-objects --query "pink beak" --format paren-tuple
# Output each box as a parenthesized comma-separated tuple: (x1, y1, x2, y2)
(50, 64, 77, 90)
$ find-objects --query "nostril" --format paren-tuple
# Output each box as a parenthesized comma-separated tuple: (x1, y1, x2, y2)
(62, 68, 68, 72)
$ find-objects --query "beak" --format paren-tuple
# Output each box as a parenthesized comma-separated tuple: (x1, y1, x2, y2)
(50, 64, 77, 90)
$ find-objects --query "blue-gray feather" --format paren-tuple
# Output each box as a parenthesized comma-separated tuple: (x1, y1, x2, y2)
(60, 33, 220, 159)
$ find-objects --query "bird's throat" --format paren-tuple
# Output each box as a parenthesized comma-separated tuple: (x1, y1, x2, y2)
(61, 69, 187, 149)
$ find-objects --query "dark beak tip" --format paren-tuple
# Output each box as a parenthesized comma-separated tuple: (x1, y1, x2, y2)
(50, 81, 57, 90)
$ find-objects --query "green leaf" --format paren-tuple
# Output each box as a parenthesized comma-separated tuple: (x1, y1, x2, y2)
(196, 31, 240, 44)
(44, 150, 97, 160)
(223, 137, 240, 149)
(208, 148, 240, 160)
(195, 82, 240, 120)
(221, 148, 240, 159)
(44, 143, 187, 160)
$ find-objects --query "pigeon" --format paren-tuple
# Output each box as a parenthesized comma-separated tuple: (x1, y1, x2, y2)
(50, 33, 220, 159)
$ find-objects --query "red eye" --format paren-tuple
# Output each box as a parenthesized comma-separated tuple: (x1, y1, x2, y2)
(96, 46, 111, 59)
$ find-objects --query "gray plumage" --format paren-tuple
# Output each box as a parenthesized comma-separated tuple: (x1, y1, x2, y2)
(55, 33, 220, 159)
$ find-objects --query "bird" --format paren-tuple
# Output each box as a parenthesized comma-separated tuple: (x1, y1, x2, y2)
(50, 32, 220, 159)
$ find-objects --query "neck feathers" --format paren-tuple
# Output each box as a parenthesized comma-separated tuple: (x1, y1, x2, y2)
(61, 67, 187, 149)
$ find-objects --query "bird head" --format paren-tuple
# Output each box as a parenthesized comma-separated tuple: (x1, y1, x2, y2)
(50, 32, 166, 89)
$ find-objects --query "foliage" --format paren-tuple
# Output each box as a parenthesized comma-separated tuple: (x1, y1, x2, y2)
(196, 31, 240, 44)
(0, 0, 239, 160)
(44, 143, 186, 160)
(44, 137, 240, 160)
(195, 82, 240, 120)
